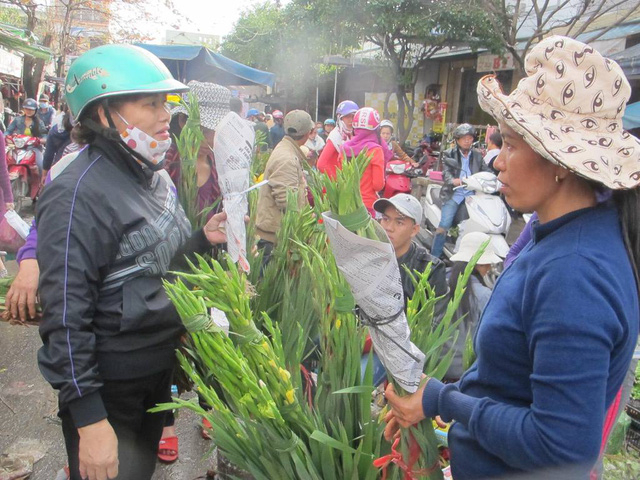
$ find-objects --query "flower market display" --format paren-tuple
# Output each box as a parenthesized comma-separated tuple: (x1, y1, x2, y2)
(152, 149, 481, 479)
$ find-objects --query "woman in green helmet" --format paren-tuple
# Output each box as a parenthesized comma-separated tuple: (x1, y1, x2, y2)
(36, 45, 228, 480)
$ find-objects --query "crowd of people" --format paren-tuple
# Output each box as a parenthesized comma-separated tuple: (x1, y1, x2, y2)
(0, 34, 638, 480)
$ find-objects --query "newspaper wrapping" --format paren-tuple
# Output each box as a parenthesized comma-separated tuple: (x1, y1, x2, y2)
(322, 212, 425, 393)
(213, 112, 256, 272)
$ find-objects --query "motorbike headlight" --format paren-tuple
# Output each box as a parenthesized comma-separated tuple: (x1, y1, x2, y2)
(13, 138, 25, 148)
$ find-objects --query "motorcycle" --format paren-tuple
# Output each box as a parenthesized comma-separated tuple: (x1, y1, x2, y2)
(6, 134, 42, 214)
(383, 159, 421, 198)
(421, 171, 512, 264)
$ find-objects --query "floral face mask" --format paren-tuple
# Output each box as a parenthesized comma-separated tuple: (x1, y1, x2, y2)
(117, 112, 171, 169)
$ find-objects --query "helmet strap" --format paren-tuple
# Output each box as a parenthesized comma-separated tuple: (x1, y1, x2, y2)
(84, 99, 165, 172)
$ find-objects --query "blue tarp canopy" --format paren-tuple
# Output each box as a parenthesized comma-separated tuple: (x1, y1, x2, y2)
(623, 101, 640, 130)
(135, 44, 276, 88)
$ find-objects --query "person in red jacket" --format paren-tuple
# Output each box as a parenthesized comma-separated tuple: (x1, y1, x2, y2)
(338, 107, 386, 215)
(317, 100, 358, 178)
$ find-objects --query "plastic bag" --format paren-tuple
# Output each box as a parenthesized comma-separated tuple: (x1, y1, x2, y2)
(0, 215, 25, 252)
(4, 209, 30, 239)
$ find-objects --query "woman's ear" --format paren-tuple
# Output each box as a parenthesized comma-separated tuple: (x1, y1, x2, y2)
(555, 166, 571, 182)
(96, 104, 109, 128)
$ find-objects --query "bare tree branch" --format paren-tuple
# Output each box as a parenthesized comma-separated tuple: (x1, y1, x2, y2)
(561, 0, 593, 35)
(575, 0, 640, 37)
(585, 1, 640, 41)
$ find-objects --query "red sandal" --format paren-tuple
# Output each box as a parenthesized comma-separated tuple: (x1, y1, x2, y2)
(158, 435, 179, 463)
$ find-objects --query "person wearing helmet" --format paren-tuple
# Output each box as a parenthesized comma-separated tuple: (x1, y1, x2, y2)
(319, 118, 335, 141)
(35, 45, 229, 480)
(431, 123, 491, 258)
(247, 107, 269, 145)
(317, 100, 358, 178)
(338, 107, 386, 214)
(6, 98, 46, 138)
(379, 120, 414, 166)
(269, 109, 285, 148)
(6, 98, 47, 171)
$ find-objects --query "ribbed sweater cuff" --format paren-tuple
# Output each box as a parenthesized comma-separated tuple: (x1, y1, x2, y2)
(422, 378, 444, 418)
(422, 379, 477, 425)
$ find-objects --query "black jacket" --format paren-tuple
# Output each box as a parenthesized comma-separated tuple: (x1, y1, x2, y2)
(440, 146, 490, 203)
(398, 241, 448, 303)
(37, 135, 210, 428)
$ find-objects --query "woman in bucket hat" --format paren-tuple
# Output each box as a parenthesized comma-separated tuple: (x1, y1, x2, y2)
(36, 45, 230, 480)
(384, 36, 640, 479)
(169, 80, 230, 223)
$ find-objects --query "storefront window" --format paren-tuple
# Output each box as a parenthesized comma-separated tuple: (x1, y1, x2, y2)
(457, 69, 513, 125)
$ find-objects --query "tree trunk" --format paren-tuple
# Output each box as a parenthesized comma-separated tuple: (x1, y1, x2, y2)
(397, 87, 408, 144)
(22, 56, 37, 99)
(21, 6, 42, 101)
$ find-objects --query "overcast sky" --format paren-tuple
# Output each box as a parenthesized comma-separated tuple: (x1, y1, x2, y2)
(180, 0, 259, 37)
(154, 0, 286, 40)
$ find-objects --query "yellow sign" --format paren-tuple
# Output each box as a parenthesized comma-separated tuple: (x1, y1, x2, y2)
(433, 102, 447, 134)
(365, 92, 424, 144)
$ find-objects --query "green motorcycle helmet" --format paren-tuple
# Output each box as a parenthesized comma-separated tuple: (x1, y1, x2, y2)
(65, 44, 188, 120)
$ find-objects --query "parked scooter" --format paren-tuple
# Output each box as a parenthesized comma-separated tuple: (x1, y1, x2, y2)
(383, 159, 421, 198)
(6, 134, 42, 214)
(2, 107, 15, 132)
(421, 171, 512, 261)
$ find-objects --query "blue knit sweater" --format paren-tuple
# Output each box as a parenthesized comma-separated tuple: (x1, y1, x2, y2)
(423, 204, 638, 479)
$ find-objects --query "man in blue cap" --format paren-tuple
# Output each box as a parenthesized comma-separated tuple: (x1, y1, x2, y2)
(247, 108, 269, 141)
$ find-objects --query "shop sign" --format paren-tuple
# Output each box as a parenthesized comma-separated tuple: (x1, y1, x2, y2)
(477, 53, 515, 73)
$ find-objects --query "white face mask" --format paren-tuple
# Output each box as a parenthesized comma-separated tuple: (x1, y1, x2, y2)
(117, 113, 171, 167)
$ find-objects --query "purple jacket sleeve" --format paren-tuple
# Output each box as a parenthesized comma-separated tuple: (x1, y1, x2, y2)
(0, 133, 13, 204)
(16, 219, 37, 264)
(504, 212, 537, 268)
(16, 170, 50, 264)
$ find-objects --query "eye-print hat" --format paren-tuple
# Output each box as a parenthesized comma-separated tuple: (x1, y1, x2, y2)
(477, 36, 639, 189)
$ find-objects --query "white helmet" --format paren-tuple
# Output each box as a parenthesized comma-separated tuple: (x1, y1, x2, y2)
(380, 119, 394, 131)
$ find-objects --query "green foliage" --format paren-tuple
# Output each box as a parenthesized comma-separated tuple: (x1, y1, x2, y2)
(462, 329, 477, 371)
(605, 413, 631, 456)
(221, 2, 283, 72)
(174, 92, 206, 229)
(221, 0, 359, 101)
(603, 451, 640, 479)
(633, 362, 640, 400)
(301, 0, 503, 142)
(158, 165, 476, 478)
(0, 6, 26, 28)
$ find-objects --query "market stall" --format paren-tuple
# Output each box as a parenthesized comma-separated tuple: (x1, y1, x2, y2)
(135, 43, 276, 87)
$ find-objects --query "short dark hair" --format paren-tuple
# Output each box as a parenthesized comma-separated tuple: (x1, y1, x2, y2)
(489, 131, 503, 149)
(229, 97, 243, 115)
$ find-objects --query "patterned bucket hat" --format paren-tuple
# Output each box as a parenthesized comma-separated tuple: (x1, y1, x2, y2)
(477, 36, 639, 190)
(173, 80, 231, 131)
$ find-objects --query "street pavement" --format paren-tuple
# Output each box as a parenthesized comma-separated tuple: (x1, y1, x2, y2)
(0, 289, 219, 480)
